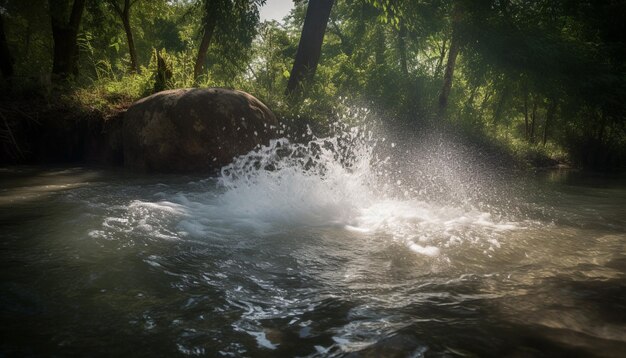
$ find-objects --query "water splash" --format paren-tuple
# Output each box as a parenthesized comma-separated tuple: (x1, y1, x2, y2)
(217, 125, 378, 228)
(90, 110, 521, 257)
(209, 116, 520, 257)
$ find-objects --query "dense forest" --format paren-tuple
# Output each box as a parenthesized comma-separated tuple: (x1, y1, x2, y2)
(1, 0, 625, 170)
(2, 2, 626, 356)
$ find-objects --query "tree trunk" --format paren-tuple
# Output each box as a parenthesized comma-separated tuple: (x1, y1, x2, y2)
(122, 18, 139, 72)
(0, 14, 14, 82)
(530, 98, 537, 143)
(463, 84, 479, 114)
(193, 13, 217, 80)
(285, 0, 335, 97)
(437, 2, 462, 119)
(543, 98, 556, 145)
(50, 0, 86, 79)
(265, 29, 273, 95)
(597, 109, 607, 143)
(397, 21, 408, 75)
(523, 92, 529, 140)
(375, 24, 385, 66)
(492, 84, 510, 124)
(111, 0, 140, 73)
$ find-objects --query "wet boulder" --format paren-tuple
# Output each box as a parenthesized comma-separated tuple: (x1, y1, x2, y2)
(123, 88, 277, 172)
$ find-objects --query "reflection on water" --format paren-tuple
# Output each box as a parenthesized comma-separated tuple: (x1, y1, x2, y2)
(1, 162, 625, 357)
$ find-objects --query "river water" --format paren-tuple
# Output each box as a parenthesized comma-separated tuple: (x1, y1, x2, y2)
(1, 126, 625, 357)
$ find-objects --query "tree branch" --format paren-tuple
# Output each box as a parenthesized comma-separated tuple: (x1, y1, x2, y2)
(107, 0, 123, 18)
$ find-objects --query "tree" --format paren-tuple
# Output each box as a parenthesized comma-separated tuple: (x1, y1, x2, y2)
(543, 98, 556, 145)
(193, 0, 264, 81)
(285, 0, 335, 96)
(396, 21, 407, 75)
(193, 0, 219, 80)
(49, 0, 86, 79)
(0, 11, 14, 82)
(107, 0, 140, 73)
(437, 0, 462, 119)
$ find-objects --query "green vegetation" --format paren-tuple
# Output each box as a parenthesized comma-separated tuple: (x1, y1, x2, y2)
(1, 0, 625, 170)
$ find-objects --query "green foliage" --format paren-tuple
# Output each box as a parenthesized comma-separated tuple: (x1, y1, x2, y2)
(1, 0, 624, 170)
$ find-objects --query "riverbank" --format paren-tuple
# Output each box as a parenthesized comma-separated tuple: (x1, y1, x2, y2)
(0, 90, 127, 167)
(0, 90, 597, 173)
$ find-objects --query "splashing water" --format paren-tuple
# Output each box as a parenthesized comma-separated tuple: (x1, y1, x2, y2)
(4, 116, 625, 357)
(170, 116, 520, 258)
(218, 126, 377, 228)
(89, 113, 521, 259)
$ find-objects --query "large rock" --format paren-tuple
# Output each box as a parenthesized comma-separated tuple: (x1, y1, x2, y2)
(123, 88, 277, 172)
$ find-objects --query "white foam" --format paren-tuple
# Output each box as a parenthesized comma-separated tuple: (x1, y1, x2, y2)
(94, 117, 520, 256)
(200, 120, 518, 256)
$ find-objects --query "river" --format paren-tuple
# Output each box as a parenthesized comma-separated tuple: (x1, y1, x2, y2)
(1, 127, 625, 357)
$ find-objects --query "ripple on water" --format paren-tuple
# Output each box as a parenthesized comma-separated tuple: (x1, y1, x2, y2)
(14, 118, 619, 356)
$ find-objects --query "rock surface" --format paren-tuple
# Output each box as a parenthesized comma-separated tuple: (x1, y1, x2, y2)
(123, 88, 277, 172)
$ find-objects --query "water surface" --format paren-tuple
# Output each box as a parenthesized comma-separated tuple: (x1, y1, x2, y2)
(1, 148, 625, 357)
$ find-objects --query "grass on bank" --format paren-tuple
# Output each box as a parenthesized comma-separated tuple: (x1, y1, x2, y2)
(2, 50, 569, 170)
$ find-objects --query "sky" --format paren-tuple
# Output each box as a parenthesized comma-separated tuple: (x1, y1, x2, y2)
(259, 0, 295, 23)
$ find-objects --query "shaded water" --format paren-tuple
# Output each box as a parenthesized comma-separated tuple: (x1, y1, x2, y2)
(1, 127, 625, 357)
